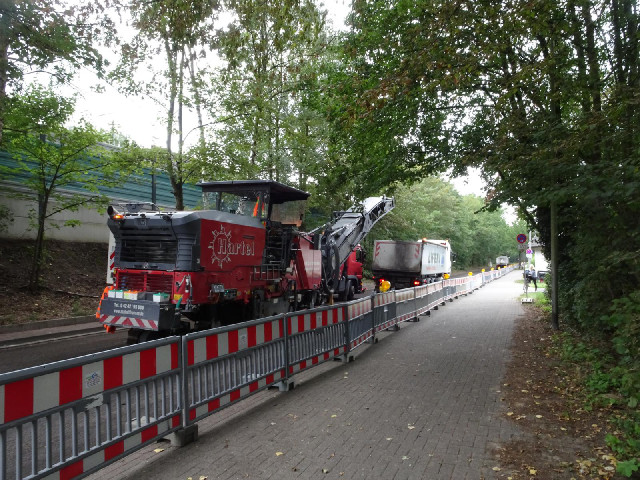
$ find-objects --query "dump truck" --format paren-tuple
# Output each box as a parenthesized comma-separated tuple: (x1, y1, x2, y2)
(371, 239, 452, 290)
(495, 256, 509, 268)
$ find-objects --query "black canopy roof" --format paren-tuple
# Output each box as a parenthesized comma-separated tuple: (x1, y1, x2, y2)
(197, 180, 310, 204)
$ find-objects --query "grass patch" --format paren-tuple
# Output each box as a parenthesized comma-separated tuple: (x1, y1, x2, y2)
(519, 291, 551, 312)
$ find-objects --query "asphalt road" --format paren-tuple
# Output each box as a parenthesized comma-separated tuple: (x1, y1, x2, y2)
(0, 329, 128, 374)
(0, 271, 490, 375)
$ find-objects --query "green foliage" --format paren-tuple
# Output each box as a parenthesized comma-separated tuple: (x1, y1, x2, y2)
(208, 0, 329, 188)
(520, 291, 550, 312)
(615, 458, 639, 478)
(112, 0, 220, 209)
(1, 84, 132, 288)
(0, 0, 105, 86)
(605, 291, 640, 361)
(554, 329, 640, 477)
(360, 177, 519, 269)
(71, 299, 86, 316)
(0, 0, 110, 142)
(0, 204, 13, 233)
(327, 0, 640, 337)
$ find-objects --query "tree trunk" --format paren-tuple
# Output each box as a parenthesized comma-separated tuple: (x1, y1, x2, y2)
(187, 50, 206, 151)
(568, 0, 590, 113)
(28, 193, 48, 290)
(164, 37, 184, 211)
(175, 48, 185, 211)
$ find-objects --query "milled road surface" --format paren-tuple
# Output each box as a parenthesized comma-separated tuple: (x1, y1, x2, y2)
(0, 328, 127, 373)
(86, 271, 524, 480)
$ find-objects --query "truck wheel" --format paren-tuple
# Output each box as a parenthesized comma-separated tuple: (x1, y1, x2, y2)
(347, 282, 355, 300)
(138, 330, 163, 343)
(126, 329, 142, 345)
(127, 329, 162, 344)
(338, 280, 349, 301)
(308, 291, 318, 309)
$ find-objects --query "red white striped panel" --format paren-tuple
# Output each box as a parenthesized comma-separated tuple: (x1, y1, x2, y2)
(395, 290, 413, 302)
(373, 291, 395, 307)
(0, 343, 179, 424)
(287, 307, 344, 336)
(36, 414, 181, 480)
(288, 347, 348, 376)
(100, 315, 158, 331)
(187, 318, 284, 366)
(375, 318, 399, 332)
(350, 331, 373, 349)
(414, 285, 428, 299)
(347, 299, 371, 319)
(188, 369, 286, 421)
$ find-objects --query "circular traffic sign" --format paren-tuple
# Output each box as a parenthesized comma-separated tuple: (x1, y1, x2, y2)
(517, 233, 527, 244)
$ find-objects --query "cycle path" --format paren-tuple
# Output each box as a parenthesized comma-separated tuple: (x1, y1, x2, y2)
(89, 271, 525, 480)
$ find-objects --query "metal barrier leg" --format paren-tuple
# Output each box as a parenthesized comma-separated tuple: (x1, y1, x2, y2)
(169, 425, 199, 447)
(338, 353, 355, 363)
(277, 379, 295, 392)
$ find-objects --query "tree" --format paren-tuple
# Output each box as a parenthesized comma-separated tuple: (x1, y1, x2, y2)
(327, 1, 640, 468)
(1, 85, 129, 289)
(112, 0, 220, 210)
(328, 0, 639, 325)
(209, 0, 329, 185)
(0, 0, 110, 143)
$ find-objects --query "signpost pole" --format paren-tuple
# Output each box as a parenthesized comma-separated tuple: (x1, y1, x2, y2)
(550, 202, 559, 330)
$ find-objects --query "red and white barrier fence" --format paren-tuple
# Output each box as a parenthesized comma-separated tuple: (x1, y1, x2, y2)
(0, 338, 182, 480)
(0, 267, 515, 480)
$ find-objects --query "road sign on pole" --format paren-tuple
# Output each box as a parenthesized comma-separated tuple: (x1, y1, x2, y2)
(517, 233, 527, 244)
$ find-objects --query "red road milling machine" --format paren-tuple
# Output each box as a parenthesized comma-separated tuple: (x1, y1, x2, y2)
(97, 180, 394, 342)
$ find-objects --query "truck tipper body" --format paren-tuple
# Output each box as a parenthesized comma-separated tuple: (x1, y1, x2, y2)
(371, 239, 451, 290)
(495, 256, 509, 268)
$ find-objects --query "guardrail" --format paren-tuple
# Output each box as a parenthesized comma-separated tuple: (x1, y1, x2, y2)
(0, 267, 513, 480)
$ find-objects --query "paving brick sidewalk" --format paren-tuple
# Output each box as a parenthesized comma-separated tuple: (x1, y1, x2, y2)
(89, 272, 524, 480)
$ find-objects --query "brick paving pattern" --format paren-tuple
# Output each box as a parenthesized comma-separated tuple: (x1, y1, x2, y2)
(88, 271, 524, 480)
